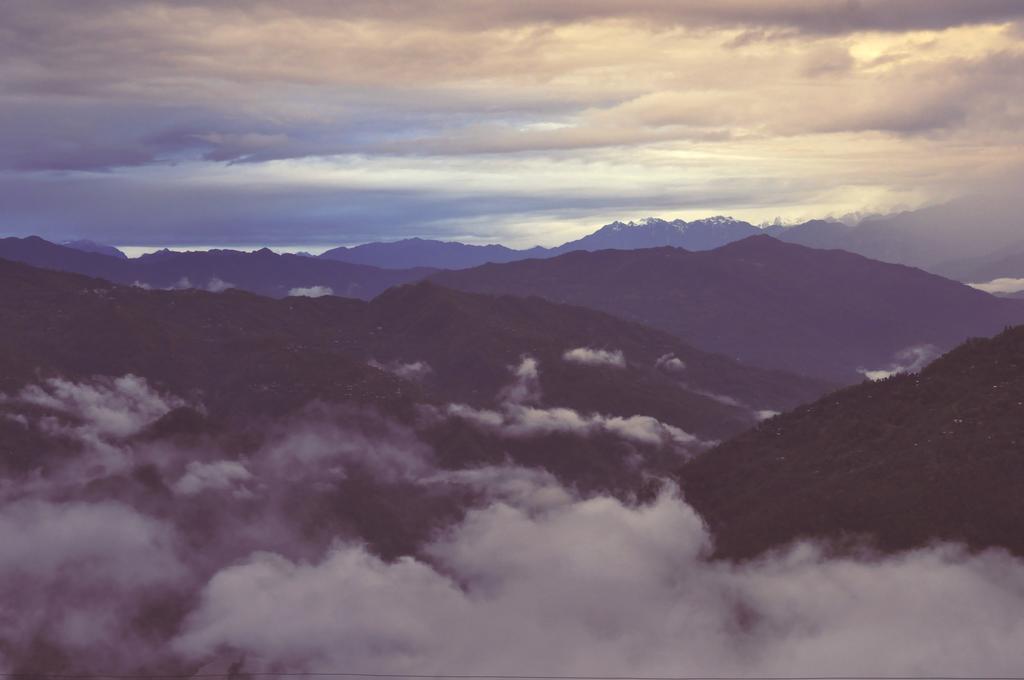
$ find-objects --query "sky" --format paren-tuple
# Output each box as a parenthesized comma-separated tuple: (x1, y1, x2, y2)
(2, 0, 1024, 249)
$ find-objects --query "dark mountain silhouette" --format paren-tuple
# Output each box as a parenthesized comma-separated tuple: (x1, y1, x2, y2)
(0, 256, 411, 417)
(0, 257, 828, 441)
(432, 236, 1024, 382)
(318, 217, 760, 269)
(355, 282, 830, 439)
(683, 324, 1024, 559)
(61, 239, 128, 259)
(0, 236, 432, 299)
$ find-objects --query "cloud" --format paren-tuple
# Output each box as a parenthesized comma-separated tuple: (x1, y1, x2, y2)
(655, 352, 687, 372)
(445, 403, 699, 450)
(173, 460, 254, 498)
(259, 404, 437, 483)
(684, 386, 744, 408)
(288, 285, 334, 298)
(205, 277, 235, 293)
(7, 374, 185, 439)
(0, 499, 188, 669)
(438, 356, 702, 450)
(859, 344, 940, 381)
(562, 347, 626, 368)
(1, 1, 1023, 249)
(167, 277, 235, 292)
(368, 359, 433, 382)
(498, 356, 542, 404)
(969, 277, 1024, 294)
(175, 484, 1024, 677)
(422, 465, 574, 512)
(7, 370, 1024, 675)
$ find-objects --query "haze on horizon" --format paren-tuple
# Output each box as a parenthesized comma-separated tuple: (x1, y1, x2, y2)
(2, 0, 1024, 248)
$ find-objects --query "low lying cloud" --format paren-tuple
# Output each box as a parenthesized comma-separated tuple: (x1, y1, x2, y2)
(433, 355, 702, 451)
(655, 352, 687, 372)
(288, 285, 334, 298)
(169, 277, 235, 293)
(174, 484, 1024, 678)
(8, 369, 1024, 677)
(969, 277, 1024, 295)
(562, 347, 626, 368)
(205, 277, 235, 293)
(498, 356, 542, 404)
(368, 359, 433, 382)
(6, 374, 185, 440)
(687, 387, 744, 408)
(0, 499, 189, 670)
(444, 402, 700, 450)
(859, 344, 940, 381)
(173, 460, 254, 498)
(260, 404, 436, 483)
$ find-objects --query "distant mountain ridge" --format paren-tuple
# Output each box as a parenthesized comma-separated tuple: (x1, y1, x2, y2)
(768, 196, 1024, 272)
(6, 232, 1022, 383)
(0, 236, 432, 299)
(14, 194, 1024, 275)
(318, 197, 1023, 273)
(61, 239, 128, 259)
(432, 235, 1024, 382)
(0, 255, 828, 448)
(552, 216, 760, 253)
(931, 244, 1024, 285)
(319, 216, 761, 269)
(321, 237, 549, 270)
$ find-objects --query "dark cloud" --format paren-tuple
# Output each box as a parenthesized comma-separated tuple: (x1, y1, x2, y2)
(0, 0, 1021, 244)
(11, 1, 1017, 35)
(0, 170, 783, 247)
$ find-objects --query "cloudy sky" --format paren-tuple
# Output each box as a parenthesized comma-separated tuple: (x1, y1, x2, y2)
(2, 0, 1024, 248)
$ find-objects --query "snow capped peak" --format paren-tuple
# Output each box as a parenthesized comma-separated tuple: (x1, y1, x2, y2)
(596, 215, 749, 241)
(692, 215, 739, 226)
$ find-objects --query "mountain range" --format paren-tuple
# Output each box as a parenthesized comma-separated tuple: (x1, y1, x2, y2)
(931, 245, 1024, 287)
(13, 194, 1024, 281)
(61, 239, 128, 259)
(5, 232, 1022, 384)
(319, 216, 761, 269)
(0, 236, 433, 299)
(311, 198, 1024, 276)
(768, 196, 1024, 273)
(0, 256, 827, 455)
(5, 250, 1024, 563)
(433, 235, 1024, 382)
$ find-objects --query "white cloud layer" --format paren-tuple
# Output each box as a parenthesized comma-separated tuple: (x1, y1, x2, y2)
(5, 371, 1024, 676)
(175, 486, 1024, 677)
(562, 347, 627, 368)
(288, 285, 334, 298)
(655, 352, 687, 372)
(859, 344, 940, 381)
(368, 359, 433, 382)
(174, 460, 254, 497)
(445, 402, 699, 449)
(969, 277, 1024, 295)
